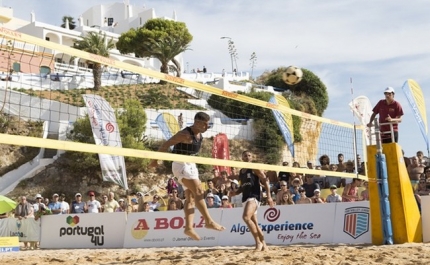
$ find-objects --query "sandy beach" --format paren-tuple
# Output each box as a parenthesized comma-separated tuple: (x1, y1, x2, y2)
(1, 243, 429, 265)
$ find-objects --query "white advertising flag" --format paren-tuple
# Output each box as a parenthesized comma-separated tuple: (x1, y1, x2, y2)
(82, 94, 128, 189)
(349, 95, 375, 145)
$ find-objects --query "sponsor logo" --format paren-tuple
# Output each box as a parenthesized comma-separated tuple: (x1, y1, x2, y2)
(343, 207, 369, 239)
(230, 208, 314, 235)
(164, 74, 185, 84)
(131, 216, 205, 242)
(9, 220, 25, 238)
(105, 122, 115, 133)
(264, 208, 280, 222)
(59, 216, 104, 246)
(221, 91, 238, 99)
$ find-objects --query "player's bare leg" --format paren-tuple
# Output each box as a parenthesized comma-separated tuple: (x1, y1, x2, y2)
(182, 178, 225, 232)
(183, 189, 201, 240)
(242, 200, 264, 250)
(251, 213, 268, 251)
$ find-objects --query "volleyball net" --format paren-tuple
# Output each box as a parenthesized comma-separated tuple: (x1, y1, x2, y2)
(0, 27, 367, 182)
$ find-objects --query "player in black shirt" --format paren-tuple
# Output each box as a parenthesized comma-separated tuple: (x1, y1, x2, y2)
(149, 112, 225, 240)
(231, 151, 274, 251)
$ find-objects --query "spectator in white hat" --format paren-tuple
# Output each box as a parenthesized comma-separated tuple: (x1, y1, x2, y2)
(367, 87, 404, 143)
(71, 193, 86, 213)
(221, 195, 232, 208)
(229, 179, 242, 207)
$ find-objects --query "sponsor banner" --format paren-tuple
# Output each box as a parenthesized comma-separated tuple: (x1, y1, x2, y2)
(212, 133, 231, 175)
(269, 95, 295, 157)
(155, 113, 180, 141)
(402, 80, 429, 151)
(421, 196, 430, 242)
(123, 209, 223, 248)
(0, 218, 40, 242)
(40, 212, 126, 249)
(332, 201, 371, 244)
(0, 237, 19, 252)
(82, 94, 128, 189)
(220, 204, 336, 246)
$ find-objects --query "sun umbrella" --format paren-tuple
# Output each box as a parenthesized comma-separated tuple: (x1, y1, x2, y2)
(0, 195, 17, 214)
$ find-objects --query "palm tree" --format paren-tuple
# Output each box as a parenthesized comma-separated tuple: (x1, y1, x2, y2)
(61, 16, 76, 30)
(143, 36, 191, 77)
(73, 31, 115, 90)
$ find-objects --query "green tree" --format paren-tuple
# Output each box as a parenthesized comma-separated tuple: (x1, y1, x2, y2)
(207, 91, 285, 164)
(73, 31, 115, 90)
(61, 16, 76, 30)
(116, 18, 192, 77)
(257, 67, 329, 116)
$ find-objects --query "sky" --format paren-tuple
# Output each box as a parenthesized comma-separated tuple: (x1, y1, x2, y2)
(3, 0, 430, 157)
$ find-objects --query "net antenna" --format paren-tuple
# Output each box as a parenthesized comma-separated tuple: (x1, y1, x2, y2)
(350, 77, 359, 178)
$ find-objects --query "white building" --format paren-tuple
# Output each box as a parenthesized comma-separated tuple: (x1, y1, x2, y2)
(0, 1, 183, 76)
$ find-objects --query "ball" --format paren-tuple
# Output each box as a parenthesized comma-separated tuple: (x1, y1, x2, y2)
(282, 66, 303, 85)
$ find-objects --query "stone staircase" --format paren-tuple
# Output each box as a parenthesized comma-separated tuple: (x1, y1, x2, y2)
(43, 134, 58, 158)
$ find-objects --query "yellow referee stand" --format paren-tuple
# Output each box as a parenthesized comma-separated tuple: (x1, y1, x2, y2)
(367, 142, 422, 244)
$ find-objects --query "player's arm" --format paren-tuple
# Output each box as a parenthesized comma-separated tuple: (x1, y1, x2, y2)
(254, 169, 274, 207)
(367, 112, 377, 127)
(149, 130, 189, 167)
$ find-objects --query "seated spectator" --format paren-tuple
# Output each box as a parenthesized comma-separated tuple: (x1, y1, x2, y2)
(266, 170, 279, 194)
(176, 181, 185, 199)
(167, 189, 184, 210)
(204, 179, 219, 198)
(168, 200, 178, 211)
(336, 153, 346, 172)
(342, 178, 362, 202)
(360, 181, 370, 200)
(33, 194, 47, 220)
(148, 195, 161, 211)
(296, 187, 312, 204)
(103, 192, 119, 212)
(0, 211, 9, 219)
(312, 172, 326, 189)
(141, 201, 153, 212)
(221, 195, 232, 208)
(319, 154, 330, 170)
(206, 193, 220, 208)
(326, 185, 342, 203)
(278, 191, 294, 205)
(326, 164, 342, 188)
(341, 160, 355, 186)
(100, 194, 108, 212)
(166, 177, 178, 195)
(44, 198, 50, 206)
(302, 174, 320, 198)
(116, 199, 127, 212)
(59, 193, 70, 214)
(288, 162, 304, 186)
(289, 178, 302, 203)
(15, 196, 34, 220)
(216, 170, 232, 195)
(306, 161, 314, 169)
(276, 181, 289, 205)
(87, 191, 101, 213)
(278, 161, 292, 187)
(71, 193, 87, 213)
(48, 193, 62, 214)
(311, 189, 325, 203)
(130, 198, 139, 212)
(229, 168, 239, 181)
(229, 180, 242, 207)
(417, 178, 430, 196)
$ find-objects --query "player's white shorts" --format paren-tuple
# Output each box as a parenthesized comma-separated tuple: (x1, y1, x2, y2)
(243, 197, 260, 214)
(172, 162, 199, 190)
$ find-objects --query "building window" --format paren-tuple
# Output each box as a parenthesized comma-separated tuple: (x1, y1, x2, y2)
(108, 18, 114, 26)
(40, 66, 51, 74)
(12, 62, 20, 72)
(140, 17, 142, 25)
(87, 19, 89, 26)
(45, 37, 50, 41)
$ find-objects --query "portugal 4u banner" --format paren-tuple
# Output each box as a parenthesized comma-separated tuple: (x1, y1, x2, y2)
(82, 94, 128, 190)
